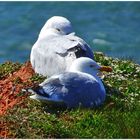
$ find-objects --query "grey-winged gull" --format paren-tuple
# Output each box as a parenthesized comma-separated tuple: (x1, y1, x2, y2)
(39, 16, 73, 38)
(28, 57, 112, 108)
(30, 16, 94, 77)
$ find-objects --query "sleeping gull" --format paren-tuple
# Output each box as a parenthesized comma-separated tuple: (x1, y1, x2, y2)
(30, 16, 94, 77)
(39, 16, 73, 39)
(28, 57, 112, 108)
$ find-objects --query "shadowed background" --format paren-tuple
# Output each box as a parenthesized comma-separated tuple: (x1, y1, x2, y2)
(0, 2, 140, 64)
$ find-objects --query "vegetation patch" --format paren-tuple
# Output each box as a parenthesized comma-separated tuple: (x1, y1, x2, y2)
(0, 52, 140, 138)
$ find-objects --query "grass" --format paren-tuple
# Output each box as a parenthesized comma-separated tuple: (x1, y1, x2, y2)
(0, 61, 21, 79)
(0, 52, 140, 138)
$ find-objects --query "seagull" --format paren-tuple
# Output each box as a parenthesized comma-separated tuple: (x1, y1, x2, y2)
(28, 57, 112, 108)
(30, 16, 94, 77)
(38, 16, 73, 38)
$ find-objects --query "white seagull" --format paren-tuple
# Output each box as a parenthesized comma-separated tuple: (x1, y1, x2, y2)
(30, 16, 94, 77)
(28, 57, 112, 108)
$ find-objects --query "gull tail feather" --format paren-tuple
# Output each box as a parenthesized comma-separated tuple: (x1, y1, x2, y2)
(22, 87, 65, 105)
(22, 85, 50, 97)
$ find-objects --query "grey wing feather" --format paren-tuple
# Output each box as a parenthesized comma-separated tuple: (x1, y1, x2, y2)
(39, 36, 80, 55)
(40, 72, 105, 108)
(66, 34, 94, 59)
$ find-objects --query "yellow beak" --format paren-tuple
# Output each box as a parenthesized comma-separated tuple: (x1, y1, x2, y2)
(99, 66, 112, 72)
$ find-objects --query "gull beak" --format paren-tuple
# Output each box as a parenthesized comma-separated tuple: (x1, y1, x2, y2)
(98, 66, 112, 72)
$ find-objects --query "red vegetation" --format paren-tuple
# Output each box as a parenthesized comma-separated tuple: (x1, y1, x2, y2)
(0, 62, 35, 138)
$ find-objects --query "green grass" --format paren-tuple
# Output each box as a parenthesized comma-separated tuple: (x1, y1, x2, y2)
(1, 52, 140, 138)
(0, 61, 21, 79)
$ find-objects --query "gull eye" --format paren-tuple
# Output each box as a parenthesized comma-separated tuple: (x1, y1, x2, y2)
(56, 28, 61, 32)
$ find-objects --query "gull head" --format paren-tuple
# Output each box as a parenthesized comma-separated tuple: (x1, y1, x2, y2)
(39, 16, 73, 39)
(69, 57, 112, 77)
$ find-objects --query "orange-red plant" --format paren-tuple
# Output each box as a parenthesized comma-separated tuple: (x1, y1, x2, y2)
(0, 62, 35, 138)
